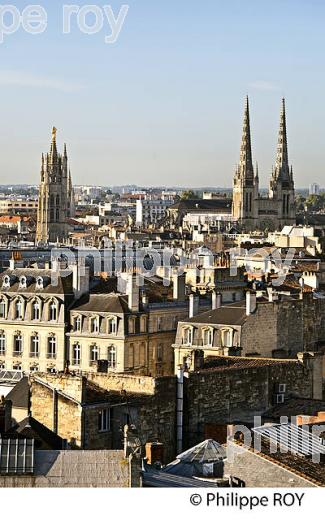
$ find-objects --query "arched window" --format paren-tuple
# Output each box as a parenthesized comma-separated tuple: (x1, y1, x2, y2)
(30, 334, 39, 357)
(0, 332, 6, 355)
(2, 275, 11, 289)
(32, 300, 41, 320)
(108, 345, 117, 369)
(19, 276, 27, 289)
(15, 299, 24, 320)
(49, 301, 58, 321)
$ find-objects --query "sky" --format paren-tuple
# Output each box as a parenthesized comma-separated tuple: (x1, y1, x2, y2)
(0, 0, 324, 188)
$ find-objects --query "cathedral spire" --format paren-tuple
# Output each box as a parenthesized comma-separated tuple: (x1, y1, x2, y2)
(274, 98, 290, 181)
(238, 96, 254, 181)
(50, 126, 58, 163)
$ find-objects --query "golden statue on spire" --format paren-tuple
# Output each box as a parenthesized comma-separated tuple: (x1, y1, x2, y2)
(52, 126, 57, 141)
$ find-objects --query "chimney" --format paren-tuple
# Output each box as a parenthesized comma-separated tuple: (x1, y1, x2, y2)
(246, 291, 257, 316)
(119, 272, 140, 312)
(189, 294, 199, 318)
(72, 258, 90, 299)
(172, 271, 186, 302)
(212, 291, 222, 310)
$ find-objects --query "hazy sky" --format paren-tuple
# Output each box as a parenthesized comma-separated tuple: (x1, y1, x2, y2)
(0, 0, 324, 188)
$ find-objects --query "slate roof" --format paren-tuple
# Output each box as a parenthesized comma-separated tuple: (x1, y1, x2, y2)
(170, 199, 232, 213)
(0, 268, 73, 295)
(6, 377, 29, 409)
(7, 416, 64, 450)
(186, 301, 247, 326)
(263, 398, 325, 421)
(72, 293, 130, 314)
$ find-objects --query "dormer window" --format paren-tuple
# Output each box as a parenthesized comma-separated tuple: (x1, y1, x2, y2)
(49, 301, 58, 321)
(90, 316, 100, 334)
(19, 276, 27, 289)
(75, 315, 82, 332)
(221, 328, 233, 348)
(0, 298, 7, 319)
(2, 275, 11, 289)
(107, 317, 117, 335)
(36, 277, 44, 290)
(32, 300, 41, 320)
(202, 327, 214, 347)
(15, 299, 24, 320)
(182, 326, 193, 345)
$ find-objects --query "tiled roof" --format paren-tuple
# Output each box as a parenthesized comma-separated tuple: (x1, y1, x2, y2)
(72, 293, 130, 314)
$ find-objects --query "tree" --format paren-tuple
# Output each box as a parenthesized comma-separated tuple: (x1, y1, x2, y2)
(180, 190, 200, 200)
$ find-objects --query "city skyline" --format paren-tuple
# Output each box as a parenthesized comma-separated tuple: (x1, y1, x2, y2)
(0, 0, 325, 187)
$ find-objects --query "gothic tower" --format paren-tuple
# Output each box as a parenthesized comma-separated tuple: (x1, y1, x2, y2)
(36, 128, 75, 243)
(232, 96, 259, 228)
(269, 98, 296, 225)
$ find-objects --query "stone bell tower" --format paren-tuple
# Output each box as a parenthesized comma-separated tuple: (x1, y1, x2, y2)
(232, 96, 259, 229)
(36, 127, 75, 244)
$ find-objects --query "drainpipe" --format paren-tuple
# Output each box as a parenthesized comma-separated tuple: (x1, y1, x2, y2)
(53, 389, 58, 434)
(176, 365, 184, 455)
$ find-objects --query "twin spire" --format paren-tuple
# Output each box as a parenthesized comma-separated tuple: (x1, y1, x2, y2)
(237, 96, 292, 185)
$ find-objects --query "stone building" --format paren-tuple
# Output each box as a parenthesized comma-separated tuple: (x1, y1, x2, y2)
(36, 127, 75, 243)
(29, 353, 323, 462)
(172, 291, 309, 367)
(0, 259, 89, 373)
(165, 98, 296, 232)
(233, 97, 296, 231)
(68, 272, 208, 376)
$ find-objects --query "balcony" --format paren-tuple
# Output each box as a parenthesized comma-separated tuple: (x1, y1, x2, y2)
(13, 351, 23, 357)
(30, 352, 39, 358)
(46, 352, 57, 359)
(72, 359, 81, 366)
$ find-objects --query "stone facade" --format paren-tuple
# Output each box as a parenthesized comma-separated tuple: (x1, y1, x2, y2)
(36, 127, 75, 243)
(233, 98, 296, 231)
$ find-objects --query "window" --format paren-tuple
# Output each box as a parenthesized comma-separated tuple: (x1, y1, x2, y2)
(47, 336, 56, 358)
(75, 316, 82, 332)
(98, 408, 111, 432)
(30, 365, 39, 373)
(19, 276, 27, 289)
(107, 346, 117, 369)
(182, 327, 193, 345)
(140, 316, 147, 333)
(157, 344, 163, 363)
(221, 329, 233, 348)
(0, 363, 5, 370)
(203, 328, 214, 347)
(2, 275, 11, 289)
(15, 299, 23, 320)
(30, 335, 39, 357)
(128, 344, 134, 368)
(72, 343, 81, 365)
(49, 301, 57, 321)
(157, 316, 163, 331)
(90, 344, 99, 364)
(0, 333, 6, 355)
(90, 316, 100, 334)
(13, 363, 22, 371)
(36, 277, 44, 289)
(13, 334, 23, 355)
(0, 299, 6, 319)
(107, 317, 117, 335)
(128, 317, 135, 334)
(32, 301, 40, 320)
